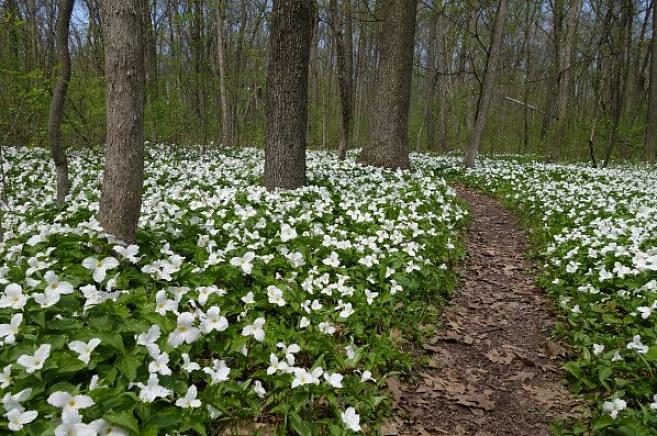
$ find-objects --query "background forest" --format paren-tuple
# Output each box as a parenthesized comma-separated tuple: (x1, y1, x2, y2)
(1, 0, 656, 164)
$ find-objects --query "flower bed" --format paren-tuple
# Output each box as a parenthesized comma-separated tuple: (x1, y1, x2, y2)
(0, 147, 465, 435)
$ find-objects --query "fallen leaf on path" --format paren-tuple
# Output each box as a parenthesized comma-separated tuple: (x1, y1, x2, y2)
(485, 348, 514, 364)
(386, 377, 403, 405)
(506, 370, 535, 382)
(454, 389, 496, 411)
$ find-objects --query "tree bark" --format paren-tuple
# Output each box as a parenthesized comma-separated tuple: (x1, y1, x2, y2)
(142, 0, 158, 143)
(329, 0, 352, 161)
(216, 0, 233, 146)
(264, 0, 313, 190)
(47, 0, 75, 203)
(646, 0, 657, 163)
(99, 0, 145, 243)
(425, 6, 438, 150)
(358, 0, 417, 169)
(463, 0, 508, 168)
(548, 0, 581, 158)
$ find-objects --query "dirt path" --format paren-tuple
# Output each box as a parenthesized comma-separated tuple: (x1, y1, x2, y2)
(392, 186, 579, 435)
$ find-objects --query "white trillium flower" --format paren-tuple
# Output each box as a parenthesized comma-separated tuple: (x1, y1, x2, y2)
(113, 244, 140, 263)
(267, 285, 286, 306)
(592, 344, 605, 356)
(2, 388, 32, 412)
(324, 372, 344, 388)
(154, 290, 178, 315)
(280, 224, 298, 242)
(6, 408, 38, 432)
(291, 367, 323, 388)
(602, 398, 627, 419)
(68, 338, 101, 365)
(230, 251, 256, 274)
(136, 325, 161, 347)
(242, 317, 266, 342)
(0, 313, 23, 344)
(181, 353, 201, 372)
(267, 353, 289, 375)
(47, 392, 95, 412)
(241, 291, 255, 304)
(54, 409, 96, 436)
(175, 385, 202, 409)
(253, 380, 267, 398)
(148, 351, 172, 376)
(626, 335, 649, 354)
(168, 312, 201, 347)
(200, 306, 229, 334)
(17, 344, 51, 373)
(136, 374, 172, 403)
(0, 284, 28, 310)
(90, 418, 130, 436)
(341, 407, 361, 432)
(82, 256, 120, 283)
(0, 365, 12, 389)
(318, 321, 336, 335)
(44, 270, 74, 295)
(202, 359, 231, 384)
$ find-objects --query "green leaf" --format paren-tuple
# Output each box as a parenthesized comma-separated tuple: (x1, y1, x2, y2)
(117, 355, 141, 382)
(105, 411, 140, 435)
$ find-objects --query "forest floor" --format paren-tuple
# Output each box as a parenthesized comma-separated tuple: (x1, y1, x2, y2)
(389, 186, 581, 435)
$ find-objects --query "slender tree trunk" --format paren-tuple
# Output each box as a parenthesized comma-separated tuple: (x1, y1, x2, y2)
(264, 0, 313, 190)
(330, 0, 352, 160)
(425, 7, 438, 150)
(47, 0, 75, 203)
(358, 0, 417, 169)
(646, 0, 657, 163)
(436, 11, 449, 151)
(464, 0, 509, 168)
(99, 0, 145, 243)
(216, 0, 233, 146)
(549, 0, 581, 158)
(142, 0, 158, 143)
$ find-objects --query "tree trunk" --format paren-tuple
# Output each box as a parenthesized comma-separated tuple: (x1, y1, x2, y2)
(99, 0, 145, 243)
(425, 6, 437, 150)
(549, 0, 581, 158)
(47, 0, 75, 203)
(646, 0, 657, 163)
(329, 0, 352, 161)
(463, 0, 508, 168)
(358, 0, 417, 169)
(142, 0, 158, 143)
(216, 0, 233, 146)
(264, 0, 313, 190)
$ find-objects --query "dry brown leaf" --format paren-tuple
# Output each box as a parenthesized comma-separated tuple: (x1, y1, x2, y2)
(506, 370, 535, 382)
(485, 348, 514, 364)
(386, 377, 403, 405)
(454, 389, 496, 411)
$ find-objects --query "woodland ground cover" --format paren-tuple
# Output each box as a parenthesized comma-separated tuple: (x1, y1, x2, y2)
(0, 146, 466, 435)
(440, 156, 657, 435)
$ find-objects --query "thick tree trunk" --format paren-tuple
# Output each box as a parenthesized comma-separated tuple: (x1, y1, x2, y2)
(264, 0, 313, 190)
(358, 0, 417, 169)
(463, 0, 508, 168)
(47, 0, 75, 203)
(216, 0, 233, 146)
(99, 0, 145, 243)
(646, 0, 657, 163)
(329, 0, 352, 161)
